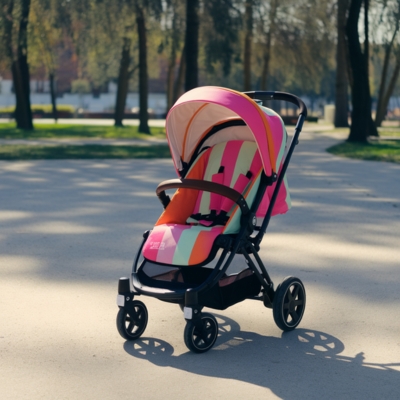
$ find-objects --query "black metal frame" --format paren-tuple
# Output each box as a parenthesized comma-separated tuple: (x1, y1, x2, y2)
(118, 91, 307, 320)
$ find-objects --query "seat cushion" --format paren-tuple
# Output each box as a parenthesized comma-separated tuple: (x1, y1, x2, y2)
(142, 224, 224, 266)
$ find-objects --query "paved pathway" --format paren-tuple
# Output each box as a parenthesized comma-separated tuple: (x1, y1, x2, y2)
(0, 128, 399, 399)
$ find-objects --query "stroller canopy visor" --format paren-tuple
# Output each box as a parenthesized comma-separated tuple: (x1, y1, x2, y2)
(166, 86, 281, 177)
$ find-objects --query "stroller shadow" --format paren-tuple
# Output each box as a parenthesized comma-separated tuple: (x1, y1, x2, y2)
(124, 314, 399, 398)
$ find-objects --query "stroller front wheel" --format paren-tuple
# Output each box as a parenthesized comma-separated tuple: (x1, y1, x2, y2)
(273, 276, 306, 331)
(116, 300, 148, 340)
(184, 313, 218, 353)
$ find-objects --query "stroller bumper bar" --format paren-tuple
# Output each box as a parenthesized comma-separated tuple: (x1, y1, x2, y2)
(156, 178, 251, 216)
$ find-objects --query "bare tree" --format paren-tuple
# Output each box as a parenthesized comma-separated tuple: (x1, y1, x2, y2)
(259, 0, 278, 90)
(1, 0, 33, 130)
(334, 0, 349, 127)
(243, 0, 253, 91)
(184, 0, 199, 91)
(346, 0, 378, 142)
(374, 0, 400, 127)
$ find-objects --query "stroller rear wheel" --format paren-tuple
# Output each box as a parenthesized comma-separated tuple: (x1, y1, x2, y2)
(184, 313, 218, 353)
(273, 276, 306, 331)
(116, 300, 148, 340)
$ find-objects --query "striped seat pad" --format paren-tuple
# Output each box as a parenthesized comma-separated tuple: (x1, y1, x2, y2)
(143, 141, 262, 266)
(142, 224, 224, 266)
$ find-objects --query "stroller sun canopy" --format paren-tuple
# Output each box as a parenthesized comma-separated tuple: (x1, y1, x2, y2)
(166, 87, 281, 177)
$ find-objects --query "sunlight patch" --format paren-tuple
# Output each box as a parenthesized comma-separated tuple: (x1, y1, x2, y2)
(27, 221, 104, 234)
(0, 210, 33, 221)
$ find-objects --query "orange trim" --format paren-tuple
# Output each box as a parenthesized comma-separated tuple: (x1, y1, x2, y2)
(188, 230, 210, 265)
(155, 153, 207, 226)
(218, 87, 277, 174)
(182, 103, 208, 161)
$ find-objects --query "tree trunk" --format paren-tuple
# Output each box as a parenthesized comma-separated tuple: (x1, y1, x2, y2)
(334, 0, 349, 127)
(376, 58, 400, 127)
(173, 45, 186, 104)
(364, 0, 369, 74)
(243, 0, 253, 91)
(14, 0, 33, 130)
(260, 0, 278, 90)
(114, 37, 131, 127)
(136, 5, 150, 134)
(184, 0, 199, 91)
(364, 0, 377, 136)
(166, 13, 179, 111)
(49, 72, 58, 122)
(166, 52, 176, 111)
(375, 28, 399, 127)
(345, 0, 377, 142)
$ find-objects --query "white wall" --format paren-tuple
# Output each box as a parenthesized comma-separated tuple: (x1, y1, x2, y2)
(0, 78, 167, 116)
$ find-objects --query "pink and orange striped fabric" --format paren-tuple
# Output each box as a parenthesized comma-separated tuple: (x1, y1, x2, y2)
(143, 140, 288, 266)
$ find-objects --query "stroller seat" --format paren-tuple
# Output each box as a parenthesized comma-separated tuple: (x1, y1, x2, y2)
(143, 140, 263, 266)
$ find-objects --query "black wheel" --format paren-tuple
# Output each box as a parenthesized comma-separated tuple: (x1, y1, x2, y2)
(273, 276, 306, 331)
(116, 300, 148, 340)
(184, 313, 218, 353)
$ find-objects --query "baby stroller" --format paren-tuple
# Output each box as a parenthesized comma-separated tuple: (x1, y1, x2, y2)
(116, 86, 308, 353)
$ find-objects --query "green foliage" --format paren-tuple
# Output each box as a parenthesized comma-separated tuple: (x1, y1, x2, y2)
(0, 144, 171, 160)
(327, 140, 400, 164)
(0, 123, 166, 139)
(71, 79, 91, 94)
(1, 0, 399, 120)
(202, 0, 241, 76)
(0, 104, 76, 113)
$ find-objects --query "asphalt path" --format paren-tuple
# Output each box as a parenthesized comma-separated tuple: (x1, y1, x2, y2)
(1, 128, 400, 399)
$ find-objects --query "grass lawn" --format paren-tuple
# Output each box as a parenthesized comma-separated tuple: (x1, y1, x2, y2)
(327, 140, 400, 164)
(325, 126, 400, 138)
(0, 122, 166, 139)
(0, 144, 171, 160)
(378, 128, 400, 137)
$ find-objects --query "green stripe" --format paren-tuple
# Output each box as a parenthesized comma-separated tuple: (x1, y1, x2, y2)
(172, 226, 213, 265)
(229, 142, 256, 188)
(224, 172, 261, 235)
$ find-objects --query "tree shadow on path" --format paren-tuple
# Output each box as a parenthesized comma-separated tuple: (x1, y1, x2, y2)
(124, 314, 399, 399)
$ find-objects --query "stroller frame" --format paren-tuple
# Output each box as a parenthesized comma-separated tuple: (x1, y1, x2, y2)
(116, 91, 308, 353)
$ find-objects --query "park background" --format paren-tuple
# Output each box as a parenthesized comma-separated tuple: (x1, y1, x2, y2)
(1, 2, 400, 398)
(0, 0, 400, 141)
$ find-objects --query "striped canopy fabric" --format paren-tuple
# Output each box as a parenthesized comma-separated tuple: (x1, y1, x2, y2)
(166, 86, 280, 177)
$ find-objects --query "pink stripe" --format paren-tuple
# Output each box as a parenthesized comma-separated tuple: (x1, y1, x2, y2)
(142, 227, 166, 261)
(257, 115, 288, 217)
(248, 149, 263, 176)
(220, 141, 243, 187)
(156, 224, 188, 264)
(220, 173, 249, 212)
(268, 116, 284, 155)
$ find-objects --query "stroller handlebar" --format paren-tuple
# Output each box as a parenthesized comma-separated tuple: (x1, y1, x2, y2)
(243, 91, 308, 117)
(156, 178, 250, 216)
